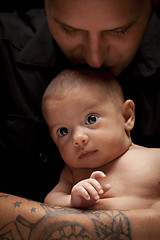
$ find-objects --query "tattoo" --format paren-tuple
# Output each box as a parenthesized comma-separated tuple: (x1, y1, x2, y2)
(13, 201, 22, 208)
(91, 210, 132, 239)
(0, 194, 9, 198)
(0, 196, 132, 240)
(30, 207, 36, 213)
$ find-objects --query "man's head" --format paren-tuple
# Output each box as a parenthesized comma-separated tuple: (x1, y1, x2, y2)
(45, 0, 157, 76)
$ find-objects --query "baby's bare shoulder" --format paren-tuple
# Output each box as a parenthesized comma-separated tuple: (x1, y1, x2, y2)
(130, 143, 160, 155)
(128, 144, 160, 165)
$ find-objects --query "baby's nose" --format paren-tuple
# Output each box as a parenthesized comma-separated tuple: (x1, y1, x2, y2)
(73, 129, 89, 146)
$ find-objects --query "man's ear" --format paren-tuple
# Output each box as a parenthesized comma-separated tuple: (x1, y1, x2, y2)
(122, 99, 135, 131)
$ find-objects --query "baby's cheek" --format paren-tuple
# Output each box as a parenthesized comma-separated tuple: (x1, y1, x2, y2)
(61, 147, 73, 164)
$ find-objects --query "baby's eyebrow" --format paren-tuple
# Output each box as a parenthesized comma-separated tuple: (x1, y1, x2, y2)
(50, 123, 59, 131)
(83, 102, 100, 112)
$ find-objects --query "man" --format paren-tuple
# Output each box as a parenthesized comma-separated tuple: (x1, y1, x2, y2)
(0, 0, 160, 239)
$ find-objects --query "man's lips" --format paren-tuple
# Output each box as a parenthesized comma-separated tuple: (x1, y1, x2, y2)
(79, 150, 97, 159)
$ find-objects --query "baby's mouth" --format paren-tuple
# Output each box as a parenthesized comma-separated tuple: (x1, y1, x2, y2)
(79, 150, 97, 159)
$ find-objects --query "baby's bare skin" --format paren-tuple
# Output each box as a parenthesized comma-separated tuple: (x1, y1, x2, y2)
(71, 144, 160, 210)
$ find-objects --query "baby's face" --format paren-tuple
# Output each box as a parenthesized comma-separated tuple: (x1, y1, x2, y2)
(45, 82, 130, 169)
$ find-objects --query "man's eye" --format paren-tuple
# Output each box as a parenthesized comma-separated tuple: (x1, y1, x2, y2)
(86, 114, 99, 125)
(57, 127, 70, 137)
(61, 25, 79, 35)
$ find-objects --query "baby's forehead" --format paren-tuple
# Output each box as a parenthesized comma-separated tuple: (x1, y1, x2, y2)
(56, 79, 108, 101)
(44, 68, 124, 104)
(51, 83, 115, 111)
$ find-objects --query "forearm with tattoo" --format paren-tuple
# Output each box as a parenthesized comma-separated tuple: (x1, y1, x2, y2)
(0, 193, 132, 240)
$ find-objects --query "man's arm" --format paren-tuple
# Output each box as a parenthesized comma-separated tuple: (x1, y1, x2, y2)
(0, 192, 159, 240)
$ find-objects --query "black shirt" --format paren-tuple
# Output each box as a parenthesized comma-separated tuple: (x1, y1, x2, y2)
(0, 9, 70, 201)
(0, 9, 160, 201)
(119, 11, 160, 147)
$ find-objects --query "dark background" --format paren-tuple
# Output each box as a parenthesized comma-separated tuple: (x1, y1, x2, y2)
(1, 1, 160, 13)
(0, 0, 44, 12)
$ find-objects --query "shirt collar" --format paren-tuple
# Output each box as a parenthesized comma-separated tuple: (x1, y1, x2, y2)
(16, 16, 69, 68)
(134, 11, 160, 77)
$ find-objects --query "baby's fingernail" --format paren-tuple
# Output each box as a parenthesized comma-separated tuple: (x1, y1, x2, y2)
(95, 195, 100, 200)
(86, 195, 90, 200)
(99, 189, 104, 194)
(105, 184, 111, 189)
(102, 172, 106, 177)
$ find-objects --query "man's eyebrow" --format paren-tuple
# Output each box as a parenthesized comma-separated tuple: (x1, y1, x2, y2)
(105, 20, 137, 32)
(51, 14, 136, 33)
(51, 15, 85, 32)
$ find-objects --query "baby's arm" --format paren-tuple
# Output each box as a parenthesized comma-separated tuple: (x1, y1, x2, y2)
(44, 169, 111, 209)
(44, 166, 73, 207)
(71, 171, 111, 209)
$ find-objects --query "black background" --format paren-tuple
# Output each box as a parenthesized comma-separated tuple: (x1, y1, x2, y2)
(1, 1, 160, 13)
(0, 0, 44, 12)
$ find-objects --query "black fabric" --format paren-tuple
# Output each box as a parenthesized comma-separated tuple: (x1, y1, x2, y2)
(119, 68, 160, 148)
(119, 11, 160, 148)
(0, 8, 160, 201)
(0, 9, 69, 201)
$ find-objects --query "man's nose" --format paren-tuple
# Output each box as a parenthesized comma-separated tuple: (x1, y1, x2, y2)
(83, 34, 107, 68)
(73, 128, 89, 147)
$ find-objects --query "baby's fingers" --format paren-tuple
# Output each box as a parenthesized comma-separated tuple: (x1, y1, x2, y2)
(90, 171, 106, 181)
(90, 171, 111, 194)
(81, 179, 104, 200)
(78, 184, 99, 201)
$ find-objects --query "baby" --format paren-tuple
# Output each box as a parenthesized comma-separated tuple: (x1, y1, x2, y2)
(42, 68, 160, 210)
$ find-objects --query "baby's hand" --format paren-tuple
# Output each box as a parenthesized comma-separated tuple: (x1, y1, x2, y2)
(71, 171, 111, 208)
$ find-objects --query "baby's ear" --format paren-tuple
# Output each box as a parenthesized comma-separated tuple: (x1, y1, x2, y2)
(122, 99, 135, 131)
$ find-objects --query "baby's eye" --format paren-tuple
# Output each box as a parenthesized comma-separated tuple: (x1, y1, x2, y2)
(57, 127, 70, 137)
(86, 114, 99, 125)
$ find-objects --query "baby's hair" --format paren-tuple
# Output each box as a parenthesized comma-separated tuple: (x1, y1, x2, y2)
(42, 67, 125, 114)
(43, 67, 124, 99)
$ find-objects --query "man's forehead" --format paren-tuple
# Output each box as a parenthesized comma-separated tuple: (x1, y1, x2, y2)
(49, 0, 145, 31)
